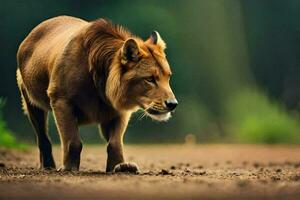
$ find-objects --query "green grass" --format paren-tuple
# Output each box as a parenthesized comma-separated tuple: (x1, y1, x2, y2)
(0, 99, 27, 149)
(225, 88, 300, 144)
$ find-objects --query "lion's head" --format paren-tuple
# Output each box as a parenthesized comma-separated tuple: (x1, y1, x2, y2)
(106, 31, 177, 121)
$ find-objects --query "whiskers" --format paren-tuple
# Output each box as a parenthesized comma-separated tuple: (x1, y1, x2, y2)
(137, 102, 154, 121)
(137, 111, 147, 121)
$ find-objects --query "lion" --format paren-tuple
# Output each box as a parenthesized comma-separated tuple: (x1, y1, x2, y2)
(16, 16, 177, 173)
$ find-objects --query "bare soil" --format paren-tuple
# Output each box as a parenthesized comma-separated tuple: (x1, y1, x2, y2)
(1, 144, 300, 200)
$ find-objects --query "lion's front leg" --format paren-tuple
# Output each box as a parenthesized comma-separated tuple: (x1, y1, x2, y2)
(100, 113, 139, 173)
(50, 98, 82, 171)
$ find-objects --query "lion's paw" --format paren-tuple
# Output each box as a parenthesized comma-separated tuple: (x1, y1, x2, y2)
(113, 162, 139, 174)
(57, 165, 79, 172)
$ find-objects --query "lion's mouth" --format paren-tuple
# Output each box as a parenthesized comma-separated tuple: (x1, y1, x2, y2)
(145, 108, 171, 122)
(146, 108, 169, 115)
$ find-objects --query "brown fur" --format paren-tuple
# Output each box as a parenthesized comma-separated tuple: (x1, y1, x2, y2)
(17, 16, 177, 172)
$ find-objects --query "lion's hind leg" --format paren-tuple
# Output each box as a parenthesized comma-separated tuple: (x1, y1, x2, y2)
(17, 70, 56, 169)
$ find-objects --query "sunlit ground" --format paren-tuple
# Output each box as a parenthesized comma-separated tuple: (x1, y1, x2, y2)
(1, 144, 300, 200)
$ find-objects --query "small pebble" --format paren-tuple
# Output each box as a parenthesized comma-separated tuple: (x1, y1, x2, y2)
(18, 175, 26, 179)
(271, 176, 281, 182)
(0, 162, 5, 168)
(142, 170, 155, 176)
(196, 171, 206, 176)
(170, 165, 176, 170)
(259, 167, 264, 172)
(160, 169, 171, 175)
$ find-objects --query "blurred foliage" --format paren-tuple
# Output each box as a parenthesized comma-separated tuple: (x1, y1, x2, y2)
(0, 99, 26, 149)
(225, 88, 300, 144)
(0, 0, 300, 144)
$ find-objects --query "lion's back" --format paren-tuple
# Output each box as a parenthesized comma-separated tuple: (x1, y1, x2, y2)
(17, 16, 87, 68)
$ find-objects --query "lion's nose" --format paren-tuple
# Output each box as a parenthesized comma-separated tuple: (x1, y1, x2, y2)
(165, 98, 178, 111)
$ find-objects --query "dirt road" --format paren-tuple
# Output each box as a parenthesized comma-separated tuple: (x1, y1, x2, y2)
(1, 144, 300, 200)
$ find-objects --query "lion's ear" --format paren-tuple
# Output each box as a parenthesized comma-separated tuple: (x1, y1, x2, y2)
(121, 38, 140, 64)
(149, 31, 166, 50)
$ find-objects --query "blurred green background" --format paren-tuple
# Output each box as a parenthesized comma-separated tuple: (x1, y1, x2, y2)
(1, 0, 300, 146)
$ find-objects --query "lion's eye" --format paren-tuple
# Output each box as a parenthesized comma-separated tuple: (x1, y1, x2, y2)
(145, 76, 155, 83)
